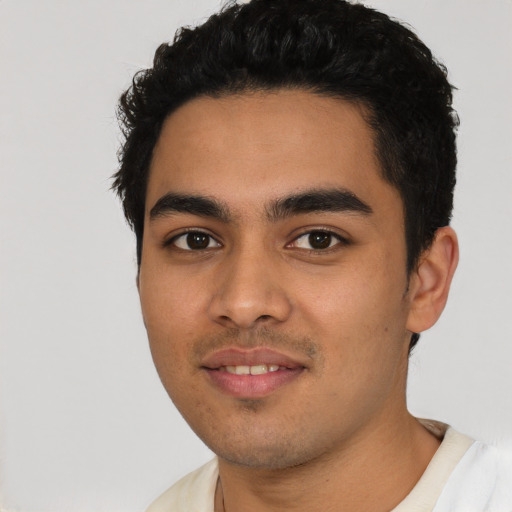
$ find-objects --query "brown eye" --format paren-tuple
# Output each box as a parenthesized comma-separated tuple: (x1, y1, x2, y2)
(186, 232, 209, 249)
(308, 231, 332, 249)
(291, 230, 345, 250)
(172, 231, 221, 251)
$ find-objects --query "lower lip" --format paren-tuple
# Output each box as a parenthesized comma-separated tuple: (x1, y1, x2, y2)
(203, 367, 304, 398)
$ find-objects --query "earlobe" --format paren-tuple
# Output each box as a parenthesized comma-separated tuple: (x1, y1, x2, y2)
(406, 226, 459, 334)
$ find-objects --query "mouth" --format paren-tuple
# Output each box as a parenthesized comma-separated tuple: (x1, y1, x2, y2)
(219, 363, 284, 374)
(201, 348, 307, 398)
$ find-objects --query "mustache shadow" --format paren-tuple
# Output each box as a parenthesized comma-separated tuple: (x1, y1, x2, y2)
(192, 327, 320, 363)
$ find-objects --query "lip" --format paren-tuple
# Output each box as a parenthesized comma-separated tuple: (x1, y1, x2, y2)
(201, 348, 306, 369)
(201, 348, 307, 398)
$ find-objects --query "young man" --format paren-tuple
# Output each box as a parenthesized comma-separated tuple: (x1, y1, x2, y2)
(113, 1, 511, 510)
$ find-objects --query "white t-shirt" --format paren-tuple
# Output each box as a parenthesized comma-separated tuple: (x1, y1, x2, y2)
(146, 421, 512, 512)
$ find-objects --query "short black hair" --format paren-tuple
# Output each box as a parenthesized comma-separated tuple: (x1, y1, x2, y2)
(113, 0, 458, 352)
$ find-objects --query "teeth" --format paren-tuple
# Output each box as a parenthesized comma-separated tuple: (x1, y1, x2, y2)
(250, 364, 268, 375)
(236, 365, 250, 375)
(223, 364, 281, 375)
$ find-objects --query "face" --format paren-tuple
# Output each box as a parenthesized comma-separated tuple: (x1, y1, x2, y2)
(138, 90, 417, 469)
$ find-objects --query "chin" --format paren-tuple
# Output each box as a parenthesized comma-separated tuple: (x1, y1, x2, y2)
(218, 448, 311, 470)
(205, 429, 323, 470)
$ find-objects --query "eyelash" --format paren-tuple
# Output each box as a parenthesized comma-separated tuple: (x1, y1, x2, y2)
(288, 230, 348, 252)
(164, 230, 221, 251)
(165, 228, 348, 253)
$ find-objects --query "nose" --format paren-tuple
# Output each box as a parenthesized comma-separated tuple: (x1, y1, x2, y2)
(207, 247, 292, 330)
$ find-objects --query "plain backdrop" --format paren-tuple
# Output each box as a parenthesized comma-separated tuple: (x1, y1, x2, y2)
(1, 1, 511, 511)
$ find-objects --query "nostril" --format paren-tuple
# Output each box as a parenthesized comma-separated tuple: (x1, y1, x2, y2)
(208, 285, 293, 328)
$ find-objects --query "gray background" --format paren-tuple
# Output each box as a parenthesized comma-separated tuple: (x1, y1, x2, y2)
(1, 0, 511, 510)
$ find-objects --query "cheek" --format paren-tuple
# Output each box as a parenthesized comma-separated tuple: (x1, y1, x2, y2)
(295, 274, 409, 423)
(138, 268, 208, 380)
(139, 265, 207, 333)
(293, 261, 409, 364)
(298, 270, 404, 329)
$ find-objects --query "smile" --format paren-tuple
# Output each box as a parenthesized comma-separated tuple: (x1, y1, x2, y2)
(219, 364, 282, 375)
(201, 348, 307, 398)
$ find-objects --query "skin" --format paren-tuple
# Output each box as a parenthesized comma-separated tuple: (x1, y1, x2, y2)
(138, 90, 458, 512)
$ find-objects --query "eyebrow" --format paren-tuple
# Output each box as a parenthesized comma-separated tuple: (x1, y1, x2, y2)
(149, 193, 231, 222)
(149, 188, 372, 223)
(266, 188, 373, 221)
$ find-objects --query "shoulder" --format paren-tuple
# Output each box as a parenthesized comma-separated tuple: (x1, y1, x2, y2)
(145, 458, 219, 512)
(395, 422, 512, 512)
(434, 436, 512, 512)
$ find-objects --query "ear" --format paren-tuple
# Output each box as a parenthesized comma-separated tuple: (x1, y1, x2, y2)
(406, 226, 459, 334)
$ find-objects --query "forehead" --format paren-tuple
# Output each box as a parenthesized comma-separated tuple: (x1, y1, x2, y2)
(147, 90, 399, 217)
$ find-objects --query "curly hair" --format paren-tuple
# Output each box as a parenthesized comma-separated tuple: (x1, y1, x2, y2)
(113, 0, 459, 351)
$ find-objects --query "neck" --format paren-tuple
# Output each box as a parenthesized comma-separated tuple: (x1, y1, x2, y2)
(215, 413, 441, 512)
